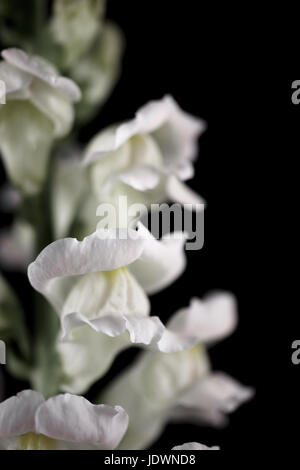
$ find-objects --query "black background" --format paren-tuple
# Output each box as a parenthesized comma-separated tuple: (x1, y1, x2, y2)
(0, 0, 296, 453)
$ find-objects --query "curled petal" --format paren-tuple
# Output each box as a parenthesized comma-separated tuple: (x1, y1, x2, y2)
(175, 372, 254, 427)
(61, 312, 165, 345)
(0, 390, 44, 438)
(0, 61, 31, 97)
(27, 228, 146, 303)
(1, 48, 81, 101)
(129, 222, 187, 295)
(115, 166, 161, 192)
(35, 394, 128, 450)
(157, 292, 238, 352)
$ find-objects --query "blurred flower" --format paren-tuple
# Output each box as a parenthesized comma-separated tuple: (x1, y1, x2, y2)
(172, 443, 220, 450)
(100, 293, 253, 449)
(0, 220, 35, 270)
(50, 0, 106, 68)
(70, 21, 123, 123)
(49, 0, 123, 123)
(27, 223, 188, 392)
(0, 48, 81, 194)
(83, 96, 206, 209)
(0, 390, 128, 450)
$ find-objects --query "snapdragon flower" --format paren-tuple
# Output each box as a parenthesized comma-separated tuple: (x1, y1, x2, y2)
(100, 293, 253, 449)
(27, 223, 197, 393)
(0, 48, 81, 194)
(83, 96, 206, 210)
(0, 390, 128, 450)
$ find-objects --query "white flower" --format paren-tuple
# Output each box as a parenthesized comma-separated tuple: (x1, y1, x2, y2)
(83, 96, 206, 208)
(0, 48, 81, 194)
(0, 390, 128, 450)
(172, 442, 220, 450)
(100, 293, 253, 449)
(27, 223, 192, 393)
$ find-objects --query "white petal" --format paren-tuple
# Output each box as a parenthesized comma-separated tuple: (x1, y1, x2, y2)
(150, 96, 206, 168)
(0, 390, 44, 438)
(1, 48, 81, 102)
(83, 125, 119, 165)
(0, 60, 32, 97)
(35, 394, 128, 450)
(175, 372, 254, 427)
(115, 166, 161, 191)
(172, 442, 220, 450)
(87, 133, 163, 193)
(158, 293, 238, 352)
(27, 228, 146, 307)
(129, 222, 187, 294)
